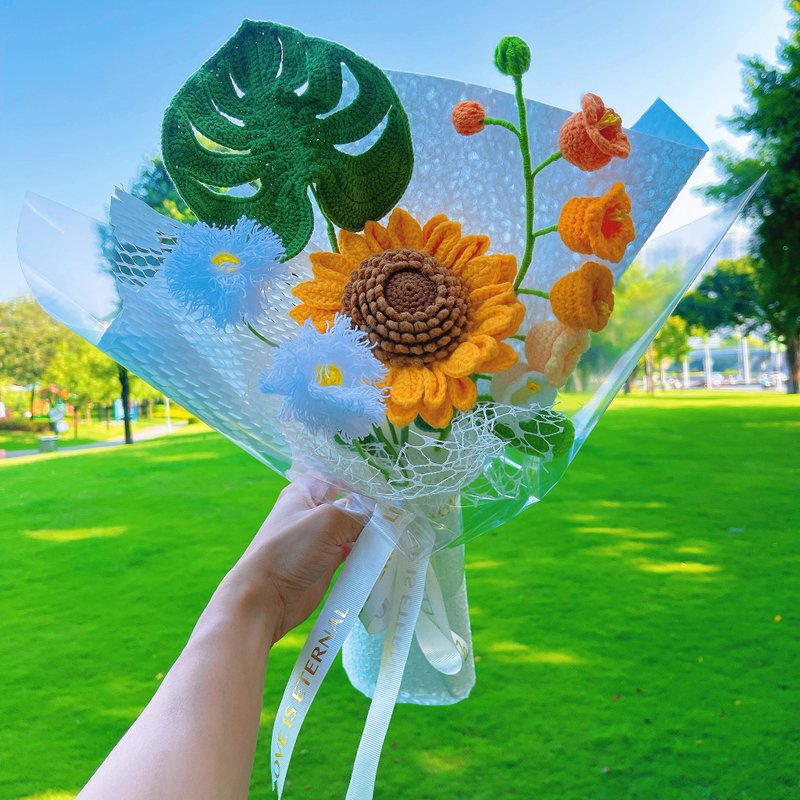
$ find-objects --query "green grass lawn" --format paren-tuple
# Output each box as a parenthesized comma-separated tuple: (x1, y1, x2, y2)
(1, 393, 798, 800)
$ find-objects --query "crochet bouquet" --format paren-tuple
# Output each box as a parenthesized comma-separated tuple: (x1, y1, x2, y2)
(18, 21, 755, 800)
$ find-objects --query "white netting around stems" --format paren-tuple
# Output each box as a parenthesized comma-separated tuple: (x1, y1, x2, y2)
(287, 403, 568, 507)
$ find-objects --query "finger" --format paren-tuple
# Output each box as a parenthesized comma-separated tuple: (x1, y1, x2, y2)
(302, 473, 341, 505)
(307, 504, 365, 549)
(277, 475, 339, 514)
(330, 494, 372, 527)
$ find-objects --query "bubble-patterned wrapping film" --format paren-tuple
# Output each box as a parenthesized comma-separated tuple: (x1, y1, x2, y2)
(17, 70, 756, 554)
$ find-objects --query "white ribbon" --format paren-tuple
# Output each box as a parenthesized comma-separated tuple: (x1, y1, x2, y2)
(360, 557, 468, 675)
(359, 551, 398, 634)
(270, 499, 468, 800)
(270, 504, 405, 798)
(414, 563, 468, 675)
(345, 547, 430, 800)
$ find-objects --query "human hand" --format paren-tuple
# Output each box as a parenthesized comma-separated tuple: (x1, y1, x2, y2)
(224, 476, 367, 643)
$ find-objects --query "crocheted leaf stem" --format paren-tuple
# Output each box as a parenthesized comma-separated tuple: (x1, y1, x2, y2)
(512, 74, 535, 283)
(162, 20, 414, 259)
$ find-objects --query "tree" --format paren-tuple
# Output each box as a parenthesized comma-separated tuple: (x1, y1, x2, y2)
(652, 315, 690, 387)
(0, 297, 64, 411)
(101, 154, 196, 442)
(701, 1, 800, 392)
(43, 333, 120, 409)
(677, 258, 765, 334)
(580, 260, 683, 392)
(129, 155, 196, 223)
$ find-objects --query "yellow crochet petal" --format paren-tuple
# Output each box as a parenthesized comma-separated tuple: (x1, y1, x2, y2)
(387, 208, 423, 250)
(421, 214, 449, 245)
(311, 262, 351, 285)
(309, 250, 355, 276)
(479, 341, 519, 372)
(390, 366, 426, 409)
(419, 397, 453, 428)
(422, 366, 449, 407)
(458, 256, 501, 290)
(289, 305, 335, 332)
(558, 196, 593, 255)
(424, 220, 462, 261)
(292, 279, 345, 310)
(474, 303, 525, 339)
(338, 230, 376, 261)
(441, 234, 490, 270)
(468, 283, 516, 310)
(439, 340, 482, 378)
(385, 396, 418, 427)
(488, 253, 518, 284)
(363, 220, 393, 252)
(469, 333, 500, 365)
(448, 376, 478, 411)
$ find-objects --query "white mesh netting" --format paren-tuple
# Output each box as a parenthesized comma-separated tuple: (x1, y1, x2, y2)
(287, 403, 568, 505)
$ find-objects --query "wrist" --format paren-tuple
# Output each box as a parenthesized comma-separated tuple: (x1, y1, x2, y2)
(211, 567, 282, 646)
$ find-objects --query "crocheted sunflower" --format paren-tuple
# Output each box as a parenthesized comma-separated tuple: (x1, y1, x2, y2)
(290, 209, 526, 427)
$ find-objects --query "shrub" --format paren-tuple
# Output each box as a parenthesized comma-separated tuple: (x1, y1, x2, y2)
(0, 418, 50, 433)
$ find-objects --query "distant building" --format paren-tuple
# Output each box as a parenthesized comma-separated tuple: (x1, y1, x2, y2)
(642, 224, 752, 286)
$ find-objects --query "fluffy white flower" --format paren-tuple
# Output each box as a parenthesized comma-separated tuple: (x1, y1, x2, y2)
(161, 216, 285, 328)
(260, 315, 386, 441)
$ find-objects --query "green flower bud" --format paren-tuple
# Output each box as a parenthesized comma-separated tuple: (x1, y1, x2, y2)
(494, 36, 532, 77)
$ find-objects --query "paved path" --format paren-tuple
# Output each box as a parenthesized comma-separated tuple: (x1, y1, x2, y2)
(0, 421, 189, 460)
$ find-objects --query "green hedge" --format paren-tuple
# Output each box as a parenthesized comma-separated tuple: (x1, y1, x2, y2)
(0, 418, 50, 433)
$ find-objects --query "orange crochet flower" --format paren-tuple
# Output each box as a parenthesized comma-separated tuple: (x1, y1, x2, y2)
(525, 320, 590, 387)
(290, 209, 526, 427)
(452, 101, 486, 136)
(558, 182, 635, 263)
(559, 93, 631, 171)
(549, 261, 615, 332)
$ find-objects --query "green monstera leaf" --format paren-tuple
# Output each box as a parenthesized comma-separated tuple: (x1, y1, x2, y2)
(162, 20, 414, 258)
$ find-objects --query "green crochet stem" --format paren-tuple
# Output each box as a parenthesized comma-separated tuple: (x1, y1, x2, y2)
(515, 152, 563, 291)
(370, 425, 399, 461)
(243, 319, 277, 347)
(486, 88, 561, 293)
(351, 437, 390, 480)
(484, 117, 521, 137)
(531, 150, 562, 179)
(325, 219, 339, 253)
(513, 74, 535, 288)
(517, 288, 550, 299)
(310, 184, 339, 253)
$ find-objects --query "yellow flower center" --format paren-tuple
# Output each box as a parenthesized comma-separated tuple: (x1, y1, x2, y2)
(597, 110, 621, 129)
(567, 344, 583, 360)
(526, 379, 542, 393)
(596, 301, 611, 317)
(211, 252, 240, 274)
(315, 363, 343, 387)
(607, 208, 628, 223)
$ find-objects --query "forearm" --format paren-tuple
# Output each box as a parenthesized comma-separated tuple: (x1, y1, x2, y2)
(78, 573, 276, 800)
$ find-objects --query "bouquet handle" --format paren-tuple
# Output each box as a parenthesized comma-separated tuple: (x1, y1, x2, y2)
(270, 503, 402, 797)
(270, 496, 475, 799)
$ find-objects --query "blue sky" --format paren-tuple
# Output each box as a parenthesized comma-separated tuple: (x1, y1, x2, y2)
(0, 0, 791, 299)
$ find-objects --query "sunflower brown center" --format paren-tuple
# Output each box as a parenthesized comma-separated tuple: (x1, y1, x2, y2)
(341, 248, 471, 367)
